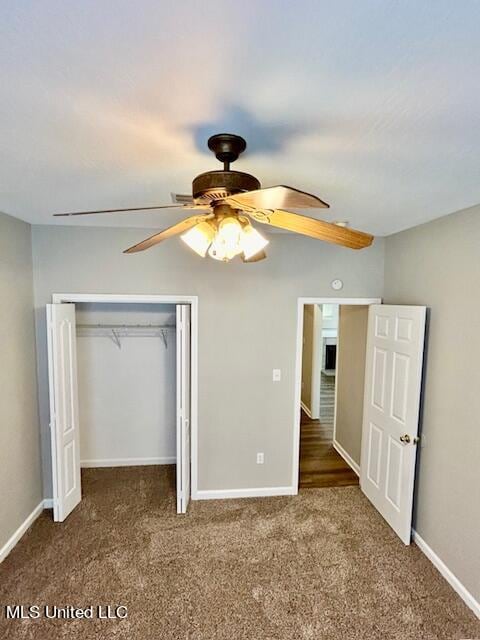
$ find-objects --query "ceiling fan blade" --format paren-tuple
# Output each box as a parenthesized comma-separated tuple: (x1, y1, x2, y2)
(250, 209, 373, 250)
(54, 203, 206, 217)
(226, 185, 329, 211)
(123, 214, 211, 254)
(242, 250, 267, 263)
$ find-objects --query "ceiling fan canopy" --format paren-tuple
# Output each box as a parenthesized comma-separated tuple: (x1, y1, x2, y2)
(54, 133, 374, 261)
(192, 133, 260, 205)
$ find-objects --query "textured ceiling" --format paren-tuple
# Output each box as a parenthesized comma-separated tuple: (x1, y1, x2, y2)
(1, 1, 479, 235)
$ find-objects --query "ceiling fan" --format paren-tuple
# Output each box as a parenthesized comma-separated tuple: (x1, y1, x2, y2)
(54, 133, 373, 262)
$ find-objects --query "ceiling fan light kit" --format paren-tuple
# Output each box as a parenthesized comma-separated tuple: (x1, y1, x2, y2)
(181, 206, 269, 262)
(54, 133, 374, 261)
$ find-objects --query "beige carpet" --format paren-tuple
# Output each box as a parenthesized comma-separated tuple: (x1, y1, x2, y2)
(0, 466, 478, 640)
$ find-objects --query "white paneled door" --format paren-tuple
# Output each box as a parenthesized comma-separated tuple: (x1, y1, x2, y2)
(360, 305, 426, 544)
(176, 304, 191, 514)
(47, 303, 81, 522)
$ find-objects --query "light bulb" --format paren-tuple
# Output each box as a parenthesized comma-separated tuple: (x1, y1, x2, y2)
(240, 224, 269, 259)
(181, 221, 215, 257)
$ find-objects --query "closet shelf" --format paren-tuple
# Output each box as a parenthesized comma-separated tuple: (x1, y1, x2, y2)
(76, 323, 175, 349)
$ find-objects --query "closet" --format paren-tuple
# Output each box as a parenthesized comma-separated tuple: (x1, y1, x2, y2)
(46, 298, 192, 521)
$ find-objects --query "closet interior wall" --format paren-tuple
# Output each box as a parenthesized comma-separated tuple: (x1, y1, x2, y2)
(75, 303, 176, 468)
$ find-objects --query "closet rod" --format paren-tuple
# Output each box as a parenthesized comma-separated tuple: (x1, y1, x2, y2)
(76, 323, 176, 329)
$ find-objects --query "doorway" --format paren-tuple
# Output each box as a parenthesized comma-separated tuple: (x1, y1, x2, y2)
(293, 297, 428, 545)
(46, 293, 198, 522)
(299, 302, 368, 488)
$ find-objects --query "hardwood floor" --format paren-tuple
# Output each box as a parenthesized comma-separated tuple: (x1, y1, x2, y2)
(299, 374, 359, 489)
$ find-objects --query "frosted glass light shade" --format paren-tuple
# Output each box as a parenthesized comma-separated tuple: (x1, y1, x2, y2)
(217, 217, 242, 259)
(209, 217, 243, 261)
(181, 222, 215, 257)
(241, 225, 269, 259)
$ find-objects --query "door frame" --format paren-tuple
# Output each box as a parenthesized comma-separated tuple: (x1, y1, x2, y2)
(51, 293, 199, 500)
(292, 297, 382, 493)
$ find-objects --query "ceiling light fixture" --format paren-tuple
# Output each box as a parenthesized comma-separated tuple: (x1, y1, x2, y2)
(181, 216, 268, 262)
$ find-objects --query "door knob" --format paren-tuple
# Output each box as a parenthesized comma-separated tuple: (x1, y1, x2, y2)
(399, 434, 411, 444)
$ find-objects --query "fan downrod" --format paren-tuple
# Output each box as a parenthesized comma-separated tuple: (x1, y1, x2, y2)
(208, 133, 247, 170)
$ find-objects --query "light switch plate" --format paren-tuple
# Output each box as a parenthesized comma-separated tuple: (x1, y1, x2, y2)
(256, 452, 264, 464)
(272, 369, 281, 382)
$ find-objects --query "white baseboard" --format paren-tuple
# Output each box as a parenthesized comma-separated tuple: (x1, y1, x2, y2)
(0, 502, 44, 563)
(300, 401, 312, 418)
(333, 440, 360, 476)
(412, 530, 480, 619)
(194, 486, 297, 501)
(80, 456, 176, 468)
(43, 499, 54, 509)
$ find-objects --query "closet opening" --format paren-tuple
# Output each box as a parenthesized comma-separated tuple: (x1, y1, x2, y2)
(77, 302, 177, 510)
(46, 294, 197, 522)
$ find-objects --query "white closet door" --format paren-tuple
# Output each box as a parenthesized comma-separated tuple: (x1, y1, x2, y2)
(360, 305, 426, 544)
(176, 304, 191, 514)
(47, 303, 81, 522)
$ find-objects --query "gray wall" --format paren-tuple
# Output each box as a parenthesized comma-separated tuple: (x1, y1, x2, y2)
(0, 213, 42, 551)
(31, 225, 384, 496)
(384, 204, 480, 602)
(335, 305, 368, 465)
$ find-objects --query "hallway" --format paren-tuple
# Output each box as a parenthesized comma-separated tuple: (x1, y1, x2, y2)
(299, 374, 359, 489)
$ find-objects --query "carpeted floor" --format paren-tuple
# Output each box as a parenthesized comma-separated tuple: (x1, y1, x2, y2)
(0, 466, 478, 640)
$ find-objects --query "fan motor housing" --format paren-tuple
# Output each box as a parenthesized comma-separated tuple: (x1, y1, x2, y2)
(193, 133, 260, 204)
(192, 170, 261, 203)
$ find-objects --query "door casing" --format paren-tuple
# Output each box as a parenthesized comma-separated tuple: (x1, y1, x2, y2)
(293, 297, 382, 493)
(50, 293, 199, 503)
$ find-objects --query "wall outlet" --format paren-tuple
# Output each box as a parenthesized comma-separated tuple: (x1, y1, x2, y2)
(256, 452, 264, 464)
(272, 369, 281, 382)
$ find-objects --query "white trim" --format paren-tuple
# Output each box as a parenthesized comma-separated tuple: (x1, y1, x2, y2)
(292, 297, 382, 492)
(333, 440, 360, 476)
(194, 486, 296, 501)
(412, 530, 480, 619)
(0, 502, 44, 563)
(50, 293, 199, 502)
(51, 293, 197, 305)
(298, 297, 383, 306)
(332, 308, 340, 444)
(300, 401, 312, 418)
(80, 456, 176, 468)
(43, 499, 54, 509)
